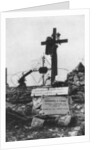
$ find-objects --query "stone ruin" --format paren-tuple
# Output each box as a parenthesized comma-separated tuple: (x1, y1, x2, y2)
(6, 62, 85, 139)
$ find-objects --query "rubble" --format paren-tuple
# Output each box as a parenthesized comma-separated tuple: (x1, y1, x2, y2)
(6, 87, 32, 104)
(66, 62, 85, 135)
(57, 114, 71, 126)
(6, 62, 85, 141)
(31, 117, 44, 128)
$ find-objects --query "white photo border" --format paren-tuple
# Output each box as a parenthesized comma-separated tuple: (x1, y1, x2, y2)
(0, 9, 90, 149)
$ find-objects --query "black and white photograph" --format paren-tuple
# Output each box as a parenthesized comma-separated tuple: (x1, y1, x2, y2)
(0, 9, 89, 149)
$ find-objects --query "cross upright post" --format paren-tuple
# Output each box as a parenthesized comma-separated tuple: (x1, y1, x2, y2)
(41, 28, 68, 86)
(6, 68, 9, 87)
(52, 28, 56, 41)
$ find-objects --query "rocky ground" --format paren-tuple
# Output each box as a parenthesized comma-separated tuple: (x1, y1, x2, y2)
(6, 117, 84, 142)
(6, 62, 85, 142)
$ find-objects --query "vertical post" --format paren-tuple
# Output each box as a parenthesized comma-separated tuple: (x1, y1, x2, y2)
(42, 55, 45, 86)
(51, 28, 57, 85)
(6, 68, 8, 86)
(52, 28, 56, 41)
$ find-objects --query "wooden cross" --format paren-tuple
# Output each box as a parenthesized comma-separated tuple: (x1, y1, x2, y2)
(41, 28, 68, 85)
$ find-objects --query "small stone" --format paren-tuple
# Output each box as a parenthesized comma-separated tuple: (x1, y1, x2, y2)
(80, 108, 85, 113)
(78, 72, 84, 77)
(15, 125, 18, 129)
(57, 133, 64, 137)
(32, 97, 42, 109)
(57, 114, 71, 126)
(68, 131, 78, 136)
(76, 105, 82, 109)
(31, 117, 44, 128)
(49, 129, 54, 132)
(27, 135, 34, 139)
(73, 126, 81, 131)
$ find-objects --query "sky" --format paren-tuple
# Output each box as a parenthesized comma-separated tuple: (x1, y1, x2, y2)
(6, 15, 85, 86)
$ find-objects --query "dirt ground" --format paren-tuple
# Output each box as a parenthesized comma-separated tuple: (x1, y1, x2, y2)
(6, 115, 85, 142)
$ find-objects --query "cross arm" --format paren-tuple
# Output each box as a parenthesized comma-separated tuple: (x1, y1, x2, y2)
(56, 39, 68, 44)
(41, 39, 68, 45)
(41, 41, 47, 45)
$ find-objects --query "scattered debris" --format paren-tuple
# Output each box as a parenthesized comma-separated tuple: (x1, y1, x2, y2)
(6, 62, 85, 141)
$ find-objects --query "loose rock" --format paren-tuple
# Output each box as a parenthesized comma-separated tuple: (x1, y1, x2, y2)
(57, 114, 71, 126)
(31, 117, 44, 128)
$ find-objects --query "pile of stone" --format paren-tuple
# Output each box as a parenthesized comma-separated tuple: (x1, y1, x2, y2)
(67, 62, 85, 93)
(6, 87, 32, 104)
(6, 63, 85, 142)
(6, 62, 85, 133)
(6, 87, 33, 123)
(67, 62, 85, 102)
(66, 62, 85, 135)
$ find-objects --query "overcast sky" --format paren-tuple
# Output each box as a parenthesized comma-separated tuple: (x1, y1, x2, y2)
(6, 15, 85, 86)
